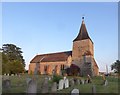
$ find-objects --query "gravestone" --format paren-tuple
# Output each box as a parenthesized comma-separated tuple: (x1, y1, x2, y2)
(85, 79, 88, 84)
(27, 79, 37, 93)
(49, 77, 51, 81)
(18, 74, 21, 77)
(51, 82, 57, 92)
(7, 74, 9, 76)
(76, 79, 80, 85)
(41, 77, 49, 93)
(71, 88, 79, 95)
(104, 80, 108, 86)
(58, 79, 64, 90)
(69, 79, 74, 87)
(81, 79, 84, 84)
(92, 85, 96, 93)
(64, 79, 69, 88)
(2, 79, 11, 89)
(11, 74, 14, 76)
(63, 76, 66, 80)
(26, 78, 32, 85)
(87, 74, 92, 83)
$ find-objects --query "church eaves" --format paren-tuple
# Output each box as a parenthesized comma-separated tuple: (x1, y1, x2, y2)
(73, 17, 91, 42)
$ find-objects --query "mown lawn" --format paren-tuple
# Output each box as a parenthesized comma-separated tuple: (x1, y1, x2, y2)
(2, 74, 119, 93)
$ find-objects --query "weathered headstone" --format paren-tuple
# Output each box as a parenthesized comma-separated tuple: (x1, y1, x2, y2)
(69, 79, 75, 87)
(76, 79, 80, 85)
(49, 77, 51, 81)
(64, 79, 69, 88)
(41, 77, 49, 93)
(71, 88, 79, 95)
(58, 79, 64, 90)
(51, 82, 57, 92)
(7, 74, 9, 76)
(104, 80, 108, 86)
(81, 79, 84, 84)
(2, 79, 11, 89)
(26, 78, 32, 85)
(69, 79, 74, 87)
(27, 78, 37, 93)
(85, 79, 88, 84)
(11, 74, 14, 76)
(92, 85, 96, 93)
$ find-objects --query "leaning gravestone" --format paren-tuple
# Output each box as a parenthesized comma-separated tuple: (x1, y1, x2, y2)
(51, 82, 57, 92)
(71, 88, 79, 95)
(41, 77, 49, 93)
(2, 79, 11, 89)
(27, 79, 37, 93)
(64, 79, 69, 88)
(58, 79, 64, 90)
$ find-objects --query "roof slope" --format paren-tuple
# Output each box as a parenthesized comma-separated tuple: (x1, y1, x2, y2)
(73, 19, 92, 42)
(30, 51, 72, 63)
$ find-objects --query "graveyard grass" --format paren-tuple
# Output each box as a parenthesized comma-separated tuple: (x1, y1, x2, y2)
(2, 74, 119, 93)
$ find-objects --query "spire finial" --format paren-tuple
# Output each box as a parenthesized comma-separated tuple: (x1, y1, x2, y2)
(82, 16, 84, 20)
(82, 15, 85, 24)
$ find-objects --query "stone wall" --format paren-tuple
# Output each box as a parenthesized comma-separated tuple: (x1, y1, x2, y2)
(72, 39, 94, 61)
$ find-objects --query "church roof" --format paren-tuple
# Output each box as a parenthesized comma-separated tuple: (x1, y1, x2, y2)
(73, 17, 92, 42)
(30, 51, 72, 63)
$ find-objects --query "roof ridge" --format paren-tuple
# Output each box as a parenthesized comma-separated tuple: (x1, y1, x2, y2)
(37, 50, 72, 56)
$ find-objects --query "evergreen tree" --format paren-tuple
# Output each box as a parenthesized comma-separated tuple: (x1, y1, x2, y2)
(2, 44, 25, 74)
(111, 60, 120, 75)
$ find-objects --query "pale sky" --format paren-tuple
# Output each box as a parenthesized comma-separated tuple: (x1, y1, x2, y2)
(2, 2, 118, 72)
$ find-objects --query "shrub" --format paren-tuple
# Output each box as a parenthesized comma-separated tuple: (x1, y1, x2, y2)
(52, 75, 63, 83)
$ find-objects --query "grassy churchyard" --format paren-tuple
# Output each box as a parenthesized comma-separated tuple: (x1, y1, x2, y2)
(2, 74, 119, 94)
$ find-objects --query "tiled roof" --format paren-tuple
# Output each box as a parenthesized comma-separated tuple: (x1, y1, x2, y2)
(30, 51, 72, 63)
(73, 20, 92, 42)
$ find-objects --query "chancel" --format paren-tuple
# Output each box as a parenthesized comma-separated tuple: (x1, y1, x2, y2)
(28, 17, 99, 76)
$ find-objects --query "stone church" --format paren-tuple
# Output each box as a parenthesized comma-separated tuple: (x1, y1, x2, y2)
(28, 17, 99, 76)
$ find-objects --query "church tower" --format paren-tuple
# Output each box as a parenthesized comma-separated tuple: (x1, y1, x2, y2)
(72, 17, 94, 62)
(72, 17, 99, 76)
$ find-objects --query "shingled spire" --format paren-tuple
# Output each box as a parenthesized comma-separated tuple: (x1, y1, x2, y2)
(73, 17, 91, 42)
